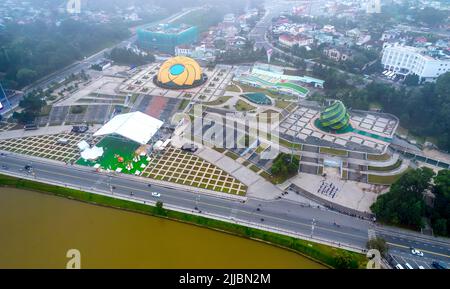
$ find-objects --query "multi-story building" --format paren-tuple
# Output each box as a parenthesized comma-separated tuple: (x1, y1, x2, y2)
(279, 34, 313, 48)
(366, 0, 381, 14)
(323, 47, 352, 62)
(381, 43, 450, 82)
(137, 23, 198, 54)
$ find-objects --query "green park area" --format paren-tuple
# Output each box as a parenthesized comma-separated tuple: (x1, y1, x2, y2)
(235, 100, 256, 111)
(241, 93, 272, 105)
(76, 136, 149, 175)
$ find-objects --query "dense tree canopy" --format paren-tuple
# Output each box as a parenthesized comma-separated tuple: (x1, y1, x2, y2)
(413, 7, 448, 27)
(270, 153, 299, 176)
(371, 168, 434, 229)
(0, 20, 129, 89)
(12, 91, 47, 124)
(107, 48, 155, 66)
(371, 168, 450, 236)
(429, 170, 450, 236)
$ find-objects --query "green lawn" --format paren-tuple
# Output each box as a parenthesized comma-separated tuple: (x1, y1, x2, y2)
(367, 153, 391, 161)
(249, 165, 261, 173)
(225, 151, 239, 160)
(76, 136, 148, 175)
(225, 84, 242, 93)
(368, 160, 402, 172)
(275, 100, 293, 110)
(277, 137, 302, 150)
(203, 95, 232, 106)
(235, 100, 256, 111)
(368, 169, 411, 185)
(319, 147, 348, 156)
(178, 99, 190, 110)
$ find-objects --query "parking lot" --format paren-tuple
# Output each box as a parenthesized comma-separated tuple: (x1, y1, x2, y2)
(0, 133, 101, 163)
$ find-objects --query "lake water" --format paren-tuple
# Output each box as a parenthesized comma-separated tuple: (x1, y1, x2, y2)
(0, 188, 324, 269)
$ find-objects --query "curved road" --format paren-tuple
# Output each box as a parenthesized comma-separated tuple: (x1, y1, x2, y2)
(1, 151, 449, 268)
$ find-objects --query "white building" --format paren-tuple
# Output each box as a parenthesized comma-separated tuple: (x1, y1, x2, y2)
(322, 25, 335, 33)
(279, 34, 313, 48)
(381, 43, 450, 82)
(223, 13, 236, 24)
(366, 0, 381, 14)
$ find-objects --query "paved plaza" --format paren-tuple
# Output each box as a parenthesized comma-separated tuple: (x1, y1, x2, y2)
(278, 105, 399, 153)
(120, 63, 234, 103)
(288, 173, 387, 213)
(0, 133, 101, 163)
(0, 122, 16, 132)
(142, 146, 247, 196)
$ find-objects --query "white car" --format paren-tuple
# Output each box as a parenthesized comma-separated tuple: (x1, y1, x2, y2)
(151, 192, 161, 198)
(418, 266, 425, 269)
(411, 248, 424, 257)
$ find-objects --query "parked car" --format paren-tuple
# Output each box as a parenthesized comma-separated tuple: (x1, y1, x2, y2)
(394, 264, 404, 269)
(181, 143, 198, 153)
(24, 124, 38, 131)
(404, 263, 413, 269)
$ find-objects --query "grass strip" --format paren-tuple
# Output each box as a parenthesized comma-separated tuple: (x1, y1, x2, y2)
(0, 173, 366, 268)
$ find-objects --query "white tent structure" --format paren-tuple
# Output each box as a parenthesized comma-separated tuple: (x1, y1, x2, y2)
(77, 140, 90, 151)
(94, 111, 164, 145)
(81, 146, 104, 161)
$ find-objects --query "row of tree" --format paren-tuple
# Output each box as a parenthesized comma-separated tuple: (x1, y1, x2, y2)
(107, 48, 155, 66)
(371, 168, 450, 237)
(0, 19, 129, 89)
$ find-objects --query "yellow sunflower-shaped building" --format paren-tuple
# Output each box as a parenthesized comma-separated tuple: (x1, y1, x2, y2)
(155, 56, 206, 89)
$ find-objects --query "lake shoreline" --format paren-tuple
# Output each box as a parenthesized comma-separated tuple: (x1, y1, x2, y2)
(0, 173, 366, 268)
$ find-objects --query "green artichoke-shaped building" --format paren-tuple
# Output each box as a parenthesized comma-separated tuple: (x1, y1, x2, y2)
(318, 101, 350, 131)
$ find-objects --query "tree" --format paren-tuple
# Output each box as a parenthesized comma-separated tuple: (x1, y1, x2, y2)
(414, 7, 448, 27)
(12, 91, 46, 124)
(370, 168, 434, 229)
(404, 74, 419, 86)
(430, 169, 450, 236)
(0, 19, 129, 89)
(366, 237, 389, 257)
(333, 251, 358, 269)
(435, 72, 450, 98)
(155, 201, 166, 216)
(270, 153, 299, 176)
(16, 68, 37, 86)
(108, 48, 155, 66)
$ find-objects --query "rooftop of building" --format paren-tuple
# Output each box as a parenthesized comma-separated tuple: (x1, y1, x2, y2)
(384, 43, 450, 61)
(142, 23, 195, 34)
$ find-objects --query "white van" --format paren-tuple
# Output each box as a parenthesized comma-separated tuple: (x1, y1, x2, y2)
(405, 263, 413, 269)
(395, 264, 404, 269)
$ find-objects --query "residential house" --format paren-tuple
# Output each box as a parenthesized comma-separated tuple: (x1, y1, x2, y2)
(323, 47, 352, 61)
